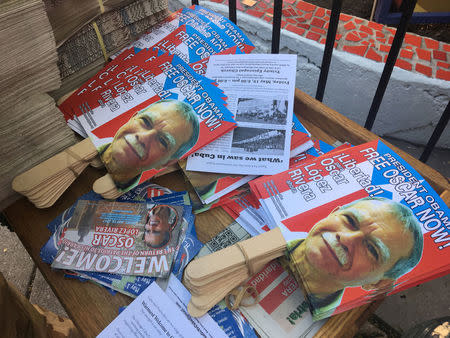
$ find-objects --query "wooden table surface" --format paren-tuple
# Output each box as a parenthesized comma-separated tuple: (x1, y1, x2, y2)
(4, 89, 449, 337)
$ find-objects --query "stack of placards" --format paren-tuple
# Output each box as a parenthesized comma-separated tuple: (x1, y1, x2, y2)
(44, 0, 168, 46)
(0, 0, 77, 208)
(248, 139, 450, 320)
(182, 140, 339, 315)
(57, 5, 256, 198)
(51, 0, 169, 99)
(185, 139, 449, 324)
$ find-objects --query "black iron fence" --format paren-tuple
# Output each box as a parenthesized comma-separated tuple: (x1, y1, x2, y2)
(191, 0, 449, 163)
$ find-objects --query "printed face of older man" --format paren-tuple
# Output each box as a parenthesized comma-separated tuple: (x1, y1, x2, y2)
(104, 101, 194, 175)
(295, 200, 414, 287)
(144, 207, 172, 248)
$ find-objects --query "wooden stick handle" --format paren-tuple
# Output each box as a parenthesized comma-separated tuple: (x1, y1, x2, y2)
(12, 138, 97, 193)
(93, 174, 117, 196)
(185, 228, 286, 281)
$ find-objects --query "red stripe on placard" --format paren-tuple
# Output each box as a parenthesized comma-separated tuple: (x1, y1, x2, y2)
(290, 130, 309, 149)
(222, 205, 239, 218)
(242, 44, 255, 54)
(91, 96, 161, 139)
(247, 261, 285, 294)
(215, 176, 244, 191)
(138, 168, 163, 184)
(229, 199, 245, 213)
(258, 274, 299, 315)
(246, 191, 261, 208)
(153, 25, 186, 52)
(281, 189, 368, 232)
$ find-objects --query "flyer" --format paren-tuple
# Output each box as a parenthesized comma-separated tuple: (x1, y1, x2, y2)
(98, 282, 227, 338)
(51, 200, 188, 277)
(186, 54, 298, 176)
(165, 275, 228, 338)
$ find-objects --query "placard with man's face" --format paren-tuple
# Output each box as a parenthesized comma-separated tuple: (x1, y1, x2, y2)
(250, 140, 449, 320)
(61, 52, 237, 192)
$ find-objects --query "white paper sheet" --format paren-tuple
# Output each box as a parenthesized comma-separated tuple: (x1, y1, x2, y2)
(187, 54, 297, 175)
(98, 281, 227, 338)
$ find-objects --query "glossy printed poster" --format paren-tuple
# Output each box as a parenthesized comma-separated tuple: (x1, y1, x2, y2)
(250, 140, 449, 320)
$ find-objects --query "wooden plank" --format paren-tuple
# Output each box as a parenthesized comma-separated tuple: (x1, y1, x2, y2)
(295, 89, 449, 336)
(3, 88, 449, 337)
(3, 167, 235, 337)
(3, 168, 131, 337)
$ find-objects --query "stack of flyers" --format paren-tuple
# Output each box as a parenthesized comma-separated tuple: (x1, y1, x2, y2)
(58, 5, 256, 193)
(41, 183, 203, 296)
(98, 277, 229, 338)
(182, 114, 314, 210)
(50, 199, 189, 277)
(249, 139, 450, 320)
(222, 190, 272, 236)
(223, 141, 339, 236)
(186, 54, 303, 176)
(179, 159, 256, 205)
(188, 185, 250, 214)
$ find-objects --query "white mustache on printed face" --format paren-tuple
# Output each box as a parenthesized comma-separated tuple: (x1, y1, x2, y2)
(322, 232, 349, 266)
(124, 134, 146, 160)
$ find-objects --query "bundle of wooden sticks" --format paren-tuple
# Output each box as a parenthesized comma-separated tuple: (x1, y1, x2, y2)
(184, 228, 287, 317)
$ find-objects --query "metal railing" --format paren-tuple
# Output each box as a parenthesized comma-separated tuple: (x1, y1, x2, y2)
(191, 0, 449, 163)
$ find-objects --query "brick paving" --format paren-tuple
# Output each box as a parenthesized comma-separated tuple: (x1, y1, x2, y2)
(214, 0, 450, 80)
